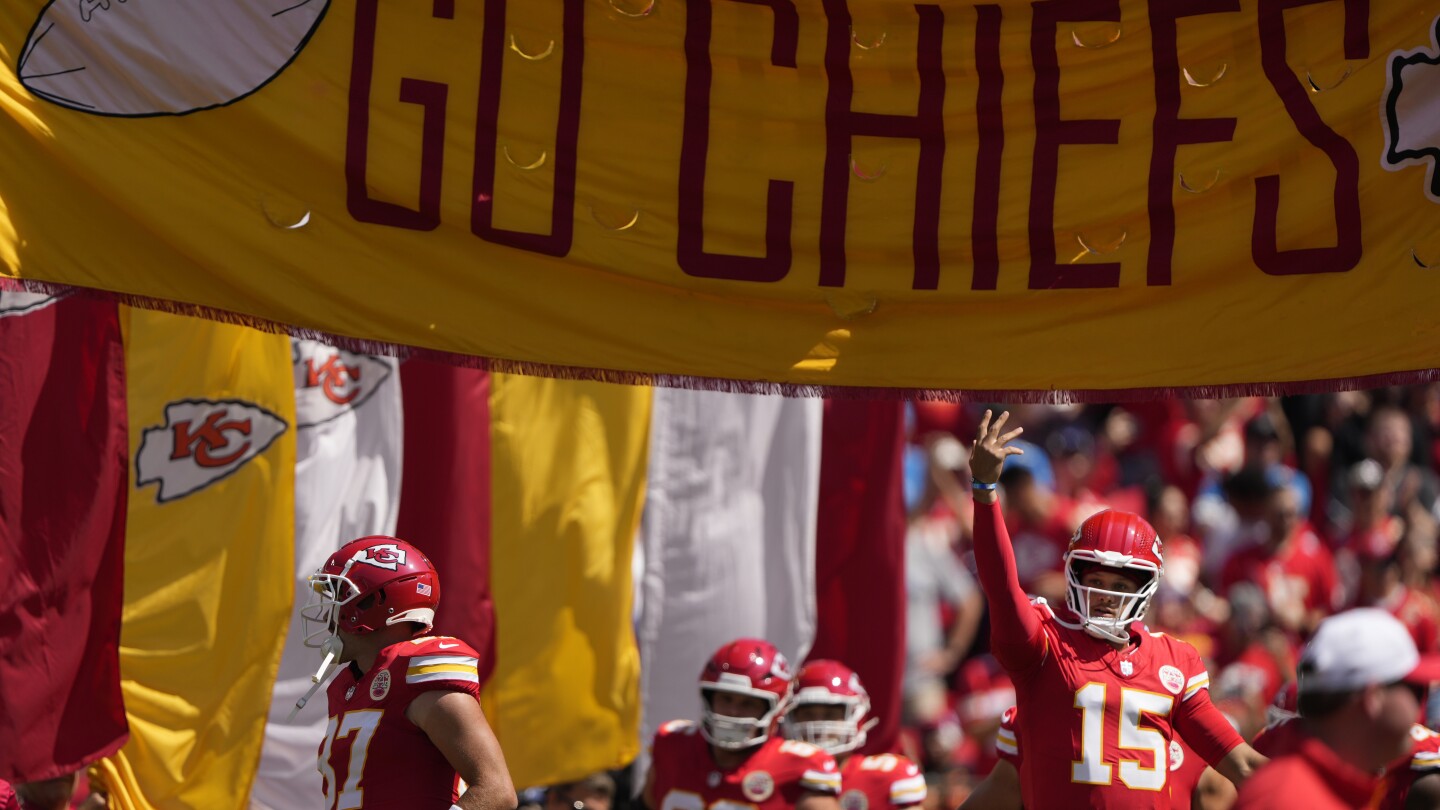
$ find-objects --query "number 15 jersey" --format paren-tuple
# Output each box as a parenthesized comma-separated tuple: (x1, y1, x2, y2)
(1012, 602, 1240, 810)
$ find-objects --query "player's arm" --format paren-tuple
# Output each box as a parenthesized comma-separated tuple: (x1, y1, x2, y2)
(1172, 686, 1267, 786)
(1193, 766, 1236, 810)
(407, 691, 517, 810)
(957, 760, 1021, 810)
(795, 792, 841, 810)
(640, 761, 657, 810)
(969, 410, 1047, 672)
(1408, 773, 1440, 810)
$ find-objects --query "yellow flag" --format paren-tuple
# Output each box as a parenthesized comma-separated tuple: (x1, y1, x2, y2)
(94, 308, 295, 810)
(487, 375, 650, 787)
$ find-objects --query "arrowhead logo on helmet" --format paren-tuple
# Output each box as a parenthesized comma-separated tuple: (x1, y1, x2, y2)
(349, 543, 407, 571)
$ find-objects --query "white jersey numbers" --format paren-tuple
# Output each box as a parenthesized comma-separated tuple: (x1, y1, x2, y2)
(319, 709, 383, 810)
(1070, 683, 1173, 791)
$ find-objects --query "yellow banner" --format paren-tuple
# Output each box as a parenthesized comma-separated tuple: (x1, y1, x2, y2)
(95, 309, 295, 810)
(487, 374, 650, 787)
(2, 3, 1438, 395)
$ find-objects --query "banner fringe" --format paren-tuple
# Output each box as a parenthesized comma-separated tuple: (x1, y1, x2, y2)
(8, 278, 1437, 403)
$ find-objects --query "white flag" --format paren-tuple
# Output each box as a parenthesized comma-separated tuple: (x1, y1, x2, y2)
(250, 340, 403, 810)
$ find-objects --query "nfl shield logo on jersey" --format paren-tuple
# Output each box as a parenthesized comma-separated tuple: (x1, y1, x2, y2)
(1159, 665, 1185, 695)
(840, 790, 869, 810)
(742, 771, 774, 802)
(1119, 661, 1133, 676)
(370, 670, 392, 701)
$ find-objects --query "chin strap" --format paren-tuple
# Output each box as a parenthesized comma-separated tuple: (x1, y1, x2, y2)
(287, 635, 344, 721)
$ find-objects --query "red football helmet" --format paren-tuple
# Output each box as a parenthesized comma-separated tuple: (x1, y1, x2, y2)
(699, 638, 794, 749)
(1064, 510, 1164, 644)
(301, 535, 441, 650)
(784, 660, 877, 755)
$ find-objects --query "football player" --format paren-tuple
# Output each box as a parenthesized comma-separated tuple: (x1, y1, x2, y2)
(783, 660, 927, 810)
(961, 704, 1230, 810)
(969, 411, 1267, 808)
(300, 536, 515, 810)
(644, 639, 842, 810)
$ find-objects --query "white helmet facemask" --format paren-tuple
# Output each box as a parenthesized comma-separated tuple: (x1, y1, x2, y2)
(700, 683, 787, 750)
(784, 691, 876, 755)
(289, 560, 361, 719)
(1064, 551, 1161, 645)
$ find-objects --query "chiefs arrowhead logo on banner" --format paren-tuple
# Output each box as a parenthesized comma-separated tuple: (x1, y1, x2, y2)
(0, 289, 67, 319)
(290, 339, 394, 428)
(1383, 15, 1440, 203)
(136, 399, 288, 503)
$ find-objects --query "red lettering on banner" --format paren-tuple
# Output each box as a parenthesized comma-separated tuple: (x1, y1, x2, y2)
(339, 1, 1372, 290)
(346, 0, 451, 231)
(678, 0, 799, 282)
(971, 5, 1005, 291)
(1252, 0, 1366, 275)
(472, 0, 586, 257)
(1029, 0, 1122, 290)
(819, 2, 947, 289)
(171, 413, 253, 468)
(1147, 0, 1239, 286)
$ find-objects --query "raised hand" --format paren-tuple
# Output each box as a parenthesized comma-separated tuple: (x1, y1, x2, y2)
(969, 409, 1025, 485)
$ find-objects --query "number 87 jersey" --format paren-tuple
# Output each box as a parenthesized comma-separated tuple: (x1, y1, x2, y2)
(319, 635, 483, 810)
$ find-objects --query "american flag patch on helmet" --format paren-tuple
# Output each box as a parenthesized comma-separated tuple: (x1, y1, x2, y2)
(416, 582, 432, 596)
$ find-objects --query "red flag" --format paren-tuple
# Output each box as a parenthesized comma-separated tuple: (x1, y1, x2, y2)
(0, 292, 129, 781)
(395, 359, 496, 685)
(810, 400, 907, 755)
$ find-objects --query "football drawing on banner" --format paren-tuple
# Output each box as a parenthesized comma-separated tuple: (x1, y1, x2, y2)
(16, 0, 330, 116)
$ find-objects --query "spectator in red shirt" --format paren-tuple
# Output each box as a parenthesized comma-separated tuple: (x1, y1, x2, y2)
(1237, 608, 1440, 809)
(1220, 480, 1340, 637)
(1350, 527, 1440, 653)
(996, 465, 1069, 604)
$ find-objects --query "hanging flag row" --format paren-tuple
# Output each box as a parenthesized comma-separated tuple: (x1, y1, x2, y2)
(0, 287, 907, 810)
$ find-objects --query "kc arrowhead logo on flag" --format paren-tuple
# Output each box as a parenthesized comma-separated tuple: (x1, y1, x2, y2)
(291, 339, 394, 428)
(0, 289, 66, 319)
(135, 399, 288, 503)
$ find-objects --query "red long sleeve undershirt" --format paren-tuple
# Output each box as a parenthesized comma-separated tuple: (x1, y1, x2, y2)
(972, 499, 1047, 672)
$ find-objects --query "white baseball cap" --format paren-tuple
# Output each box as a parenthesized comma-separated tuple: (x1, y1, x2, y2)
(1298, 608, 1440, 693)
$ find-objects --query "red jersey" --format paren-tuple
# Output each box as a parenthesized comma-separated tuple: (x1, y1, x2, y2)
(1375, 724, 1440, 810)
(837, 754, 926, 810)
(319, 635, 483, 810)
(972, 502, 1244, 809)
(1237, 720, 1380, 810)
(650, 721, 840, 810)
(1220, 526, 1341, 625)
(996, 703, 1210, 809)
(1254, 718, 1439, 810)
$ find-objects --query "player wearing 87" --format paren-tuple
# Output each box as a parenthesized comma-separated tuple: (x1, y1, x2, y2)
(300, 535, 515, 810)
(969, 411, 1267, 808)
